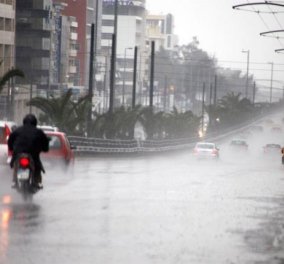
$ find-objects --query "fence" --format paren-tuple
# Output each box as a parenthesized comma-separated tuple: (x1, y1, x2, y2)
(68, 136, 198, 155)
(68, 110, 276, 155)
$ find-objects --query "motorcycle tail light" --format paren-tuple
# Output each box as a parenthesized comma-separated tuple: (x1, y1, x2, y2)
(19, 157, 30, 168)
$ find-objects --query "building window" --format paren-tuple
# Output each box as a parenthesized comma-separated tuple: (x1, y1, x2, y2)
(0, 18, 4, 30)
(5, 18, 13, 31)
(102, 20, 114, 27)
(102, 33, 113, 40)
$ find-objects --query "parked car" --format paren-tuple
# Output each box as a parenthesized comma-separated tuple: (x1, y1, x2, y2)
(193, 142, 219, 159)
(229, 139, 248, 150)
(0, 121, 17, 164)
(41, 131, 75, 168)
(263, 143, 281, 154)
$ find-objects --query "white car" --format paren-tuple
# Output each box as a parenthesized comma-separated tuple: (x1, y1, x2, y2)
(0, 121, 17, 164)
(193, 142, 220, 159)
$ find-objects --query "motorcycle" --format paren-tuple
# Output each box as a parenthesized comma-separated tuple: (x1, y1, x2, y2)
(13, 153, 38, 200)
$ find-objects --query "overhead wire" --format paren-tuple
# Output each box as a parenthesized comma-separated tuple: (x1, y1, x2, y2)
(245, 0, 284, 48)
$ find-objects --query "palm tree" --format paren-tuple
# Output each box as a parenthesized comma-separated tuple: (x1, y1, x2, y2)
(0, 60, 25, 93)
(90, 106, 142, 139)
(139, 107, 164, 139)
(27, 89, 90, 134)
(207, 92, 253, 130)
(162, 107, 200, 139)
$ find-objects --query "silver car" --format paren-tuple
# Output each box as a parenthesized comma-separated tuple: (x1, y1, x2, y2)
(194, 142, 220, 159)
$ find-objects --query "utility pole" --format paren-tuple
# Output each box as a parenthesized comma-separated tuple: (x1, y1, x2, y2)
(163, 75, 168, 111)
(11, 74, 15, 121)
(252, 81, 256, 106)
(201, 83, 206, 136)
(214, 74, 217, 106)
(242, 50, 250, 98)
(269, 62, 274, 104)
(30, 60, 33, 114)
(209, 83, 213, 105)
(109, 0, 118, 113)
(132, 46, 138, 109)
(87, 23, 95, 136)
(122, 47, 133, 105)
(149, 41, 155, 107)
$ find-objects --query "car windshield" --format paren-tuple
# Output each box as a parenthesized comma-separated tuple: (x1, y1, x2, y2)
(48, 135, 62, 150)
(196, 143, 215, 149)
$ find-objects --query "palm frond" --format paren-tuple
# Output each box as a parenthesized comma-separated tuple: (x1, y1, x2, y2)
(0, 68, 25, 92)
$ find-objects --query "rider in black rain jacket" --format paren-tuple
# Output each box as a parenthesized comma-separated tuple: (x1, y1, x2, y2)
(8, 114, 49, 189)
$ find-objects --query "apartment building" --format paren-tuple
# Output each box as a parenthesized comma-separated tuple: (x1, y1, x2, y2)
(146, 13, 178, 52)
(51, 2, 79, 88)
(57, 0, 102, 87)
(15, 0, 53, 88)
(0, 0, 16, 76)
(0, 0, 15, 118)
(101, 0, 147, 105)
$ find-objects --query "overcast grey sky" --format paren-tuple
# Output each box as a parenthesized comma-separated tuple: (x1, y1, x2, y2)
(146, 0, 284, 99)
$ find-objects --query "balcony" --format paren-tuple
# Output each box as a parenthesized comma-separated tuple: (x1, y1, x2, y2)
(69, 66, 77, 74)
(69, 49, 77, 57)
(0, 31, 14, 45)
(71, 21, 78, 28)
(0, 4, 15, 19)
(70, 32, 77, 40)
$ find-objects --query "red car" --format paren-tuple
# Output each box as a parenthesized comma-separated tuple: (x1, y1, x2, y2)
(0, 121, 17, 164)
(41, 131, 75, 167)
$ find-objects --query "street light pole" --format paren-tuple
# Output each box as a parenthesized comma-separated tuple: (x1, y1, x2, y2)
(109, 0, 118, 113)
(242, 49, 250, 98)
(122, 47, 133, 105)
(268, 62, 274, 104)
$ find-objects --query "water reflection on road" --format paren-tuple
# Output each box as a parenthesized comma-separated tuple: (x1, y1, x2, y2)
(0, 119, 284, 263)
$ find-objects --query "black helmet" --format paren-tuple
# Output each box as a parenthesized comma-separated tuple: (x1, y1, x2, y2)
(23, 114, 38, 127)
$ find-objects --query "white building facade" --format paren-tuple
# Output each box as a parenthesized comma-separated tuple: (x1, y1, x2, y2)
(0, 0, 15, 76)
(100, 0, 147, 108)
(146, 13, 178, 52)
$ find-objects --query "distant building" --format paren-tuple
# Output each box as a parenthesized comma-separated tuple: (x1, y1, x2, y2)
(0, 0, 16, 118)
(15, 0, 53, 88)
(59, 15, 79, 86)
(101, 0, 147, 106)
(57, 0, 102, 87)
(0, 0, 15, 76)
(146, 13, 178, 52)
(51, 2, 79, 89)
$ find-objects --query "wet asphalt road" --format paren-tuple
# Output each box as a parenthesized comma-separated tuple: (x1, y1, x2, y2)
(1, 119, 284, 264)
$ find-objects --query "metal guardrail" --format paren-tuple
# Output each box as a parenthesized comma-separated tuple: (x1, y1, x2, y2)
(68, 113, 274, 155)
(69, 136, 198, 155)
